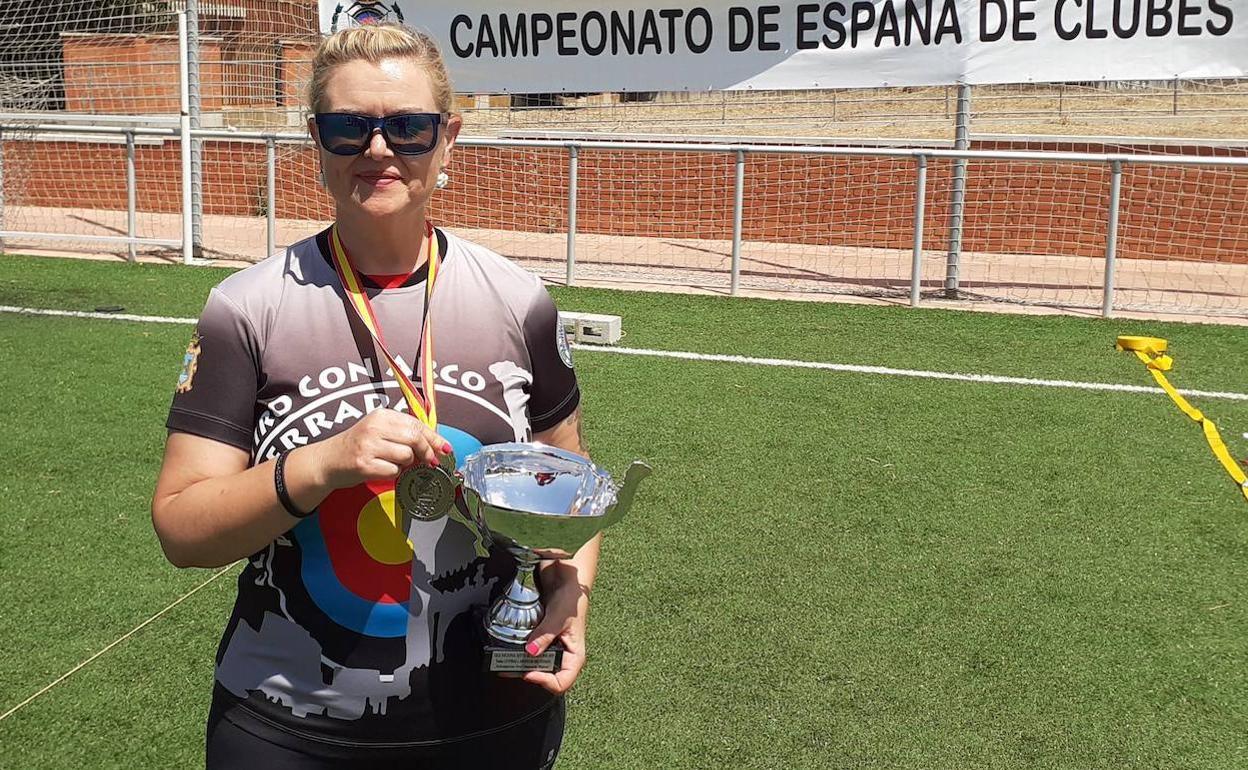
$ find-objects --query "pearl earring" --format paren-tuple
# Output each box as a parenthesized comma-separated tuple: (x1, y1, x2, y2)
(436, 170, 450, 189)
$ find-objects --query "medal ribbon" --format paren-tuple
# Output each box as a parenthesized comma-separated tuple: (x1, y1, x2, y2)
(1116, 335, 1248, 503)
(329, 221, 440, 429)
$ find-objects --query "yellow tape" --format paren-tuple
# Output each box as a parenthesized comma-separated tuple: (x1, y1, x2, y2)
(1117, 335, 1248, 502)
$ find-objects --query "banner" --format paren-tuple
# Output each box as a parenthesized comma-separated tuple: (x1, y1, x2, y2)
(319, 1, 1247, 93)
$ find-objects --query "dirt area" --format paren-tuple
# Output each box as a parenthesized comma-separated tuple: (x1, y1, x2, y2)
(460, 82, 1248, 142)
(8, 205, 1248, 324)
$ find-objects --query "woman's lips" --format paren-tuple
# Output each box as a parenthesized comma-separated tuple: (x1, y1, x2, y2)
(358, 173, 402, 187)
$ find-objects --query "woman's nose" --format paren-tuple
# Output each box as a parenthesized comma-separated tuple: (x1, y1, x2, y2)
(363, 129, 391, 159)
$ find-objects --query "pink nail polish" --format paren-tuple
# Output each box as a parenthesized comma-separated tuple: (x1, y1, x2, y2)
(443, 442, 453, 454)
(525, 641, 540, 656)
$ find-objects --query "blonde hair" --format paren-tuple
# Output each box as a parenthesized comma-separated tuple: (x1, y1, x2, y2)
(307, 24, 454, 114)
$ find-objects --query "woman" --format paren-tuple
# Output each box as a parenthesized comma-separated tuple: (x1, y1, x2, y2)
(152, 24, 593, 769)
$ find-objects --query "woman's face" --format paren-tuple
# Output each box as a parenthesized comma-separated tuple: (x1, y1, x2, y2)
(310, 57, 461, 221)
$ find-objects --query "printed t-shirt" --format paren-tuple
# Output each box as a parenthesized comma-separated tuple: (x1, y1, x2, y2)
(166, 227, 580, 744)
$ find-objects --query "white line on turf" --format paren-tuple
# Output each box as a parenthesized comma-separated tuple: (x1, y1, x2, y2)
(597, 345, 1248, 401)
(0, 562, 240, 723)
(3, 305, 1247, 402)
(0, 305, 197, 325)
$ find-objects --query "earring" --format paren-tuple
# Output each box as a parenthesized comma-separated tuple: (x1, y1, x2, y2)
(317, 169, 326, 187)
(436, 169, 450, 189)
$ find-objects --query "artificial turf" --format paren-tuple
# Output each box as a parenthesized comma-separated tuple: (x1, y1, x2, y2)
(2, 254, 1246, 769)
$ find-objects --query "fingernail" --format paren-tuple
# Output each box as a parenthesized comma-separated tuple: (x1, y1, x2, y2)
(525, 641, 541, 656)
(442, 442, 453, 454)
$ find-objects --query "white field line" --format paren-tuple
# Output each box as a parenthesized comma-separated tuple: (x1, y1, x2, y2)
(599, 345, 1248, 401)
(4, 305, 1247, 402)
(0, 562, 240, 723)
(0, 305, 198, 325)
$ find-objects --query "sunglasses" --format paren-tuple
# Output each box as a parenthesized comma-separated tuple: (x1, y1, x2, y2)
(314, 112, 447, 156)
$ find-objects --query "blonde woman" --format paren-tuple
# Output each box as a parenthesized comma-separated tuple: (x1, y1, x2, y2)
(152, 24, 591, 768)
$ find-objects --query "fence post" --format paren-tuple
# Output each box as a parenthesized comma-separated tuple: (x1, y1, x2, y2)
(566, 145, 578, 286)
(1172, 77, 1179, 115)
(126, 130, 137, 263)
(266, 137, 276, 260)
(187, 0, 204, 259)
(910, 154, 929, 308)
(1101, 160, 1123, 318)
(178, 11, 193, 265)
(944, 83, 971, 298)
(730, 149, 745, 295)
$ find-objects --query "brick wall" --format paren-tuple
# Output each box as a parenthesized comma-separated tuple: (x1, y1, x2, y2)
(279, 41, 315, 109)
(5, 137, 1246, 264)
(62, 34, 226, 113)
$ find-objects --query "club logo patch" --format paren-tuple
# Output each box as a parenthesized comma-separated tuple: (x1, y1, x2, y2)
(556, 324, 574, 369)
(330, 1, 404, 31)
(176, 333, 201, 393)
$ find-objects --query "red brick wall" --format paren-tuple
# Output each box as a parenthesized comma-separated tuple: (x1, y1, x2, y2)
(279, 41, 315, 109)
(6, 137, 1247, 264)
(63, 35, 226, 113)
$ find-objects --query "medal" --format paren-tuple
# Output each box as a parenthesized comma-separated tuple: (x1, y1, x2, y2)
(396, 465, 454, 522)
(329, 223, 464, 521)
(396, 448, 458, 521)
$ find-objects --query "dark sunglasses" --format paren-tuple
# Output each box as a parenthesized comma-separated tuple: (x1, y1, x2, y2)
(314, 112, 447, 156)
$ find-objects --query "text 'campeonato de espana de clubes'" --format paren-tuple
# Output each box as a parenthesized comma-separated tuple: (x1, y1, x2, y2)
(448, 0, 1234, 58)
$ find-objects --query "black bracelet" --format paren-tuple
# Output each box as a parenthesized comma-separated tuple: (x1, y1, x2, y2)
(274, 450, 314, 519)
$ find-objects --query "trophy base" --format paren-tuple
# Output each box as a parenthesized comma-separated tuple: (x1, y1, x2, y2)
(483, 640, 564, 674)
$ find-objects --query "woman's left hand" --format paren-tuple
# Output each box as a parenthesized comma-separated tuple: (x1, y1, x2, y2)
(522, 575, 591, 694)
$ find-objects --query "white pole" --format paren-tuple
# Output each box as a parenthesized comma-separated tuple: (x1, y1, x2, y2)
(187, 0, 203, 259)
(126, 130, 136, 263)
(944, 83, 971, 298)
(909, 155, 929, 307)
(1101, 160, 1124, 318)
(178, 12, 193, 265)
(730, 149, 745, 295)
(566, 145, 578, 286)
(266, 138, 276, 260)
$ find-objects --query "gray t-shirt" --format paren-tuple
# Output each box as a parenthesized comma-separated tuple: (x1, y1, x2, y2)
(167, 227, 580, 744)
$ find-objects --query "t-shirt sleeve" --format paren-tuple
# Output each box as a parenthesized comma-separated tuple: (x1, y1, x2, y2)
(523, 288, 580, 433)
(165, 287, 261, 452)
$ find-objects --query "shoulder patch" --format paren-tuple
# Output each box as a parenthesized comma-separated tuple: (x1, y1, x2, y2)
(176, 332, 201, 393)
(556, 323, 574, 369)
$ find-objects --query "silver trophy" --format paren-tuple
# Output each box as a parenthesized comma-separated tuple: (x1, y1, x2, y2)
(460, 442, 651, 673)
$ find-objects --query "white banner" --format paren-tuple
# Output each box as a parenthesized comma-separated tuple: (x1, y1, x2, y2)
(318, 1, 1247, 93)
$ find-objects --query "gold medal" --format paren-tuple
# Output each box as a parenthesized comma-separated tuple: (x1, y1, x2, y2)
(396, 461, 457, 522)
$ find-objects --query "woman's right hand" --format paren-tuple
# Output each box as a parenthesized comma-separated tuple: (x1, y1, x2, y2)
(308, 407, 453, 491)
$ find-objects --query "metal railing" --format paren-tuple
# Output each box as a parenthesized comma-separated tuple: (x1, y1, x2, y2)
(0, 11, 1245, 318)
(3, 120, 1248, 318)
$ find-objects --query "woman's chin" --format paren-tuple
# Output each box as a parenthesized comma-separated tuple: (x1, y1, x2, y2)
(346, 191, 412, 219)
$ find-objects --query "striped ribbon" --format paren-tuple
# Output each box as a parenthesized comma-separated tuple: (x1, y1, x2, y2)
(329, 221, 440, 429)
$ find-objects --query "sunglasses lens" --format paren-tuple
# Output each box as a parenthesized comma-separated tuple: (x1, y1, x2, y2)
(319, 114, 371, 155)
(384, 114, 438, 154)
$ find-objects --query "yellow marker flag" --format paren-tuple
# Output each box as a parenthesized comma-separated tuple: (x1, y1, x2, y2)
(1116, 335, 1248, 502)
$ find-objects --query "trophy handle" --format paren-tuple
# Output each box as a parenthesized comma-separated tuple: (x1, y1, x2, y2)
(602, 461, 651, 527)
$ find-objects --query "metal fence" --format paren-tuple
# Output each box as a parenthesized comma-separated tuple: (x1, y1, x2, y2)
(3, 117, 1248, 320)
(3, 9, 1248, 321)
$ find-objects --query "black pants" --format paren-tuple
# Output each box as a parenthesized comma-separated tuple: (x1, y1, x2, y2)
(206, 697, 565, 770)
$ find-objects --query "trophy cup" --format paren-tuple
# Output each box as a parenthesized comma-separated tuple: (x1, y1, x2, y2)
(459, 443, 651, 674)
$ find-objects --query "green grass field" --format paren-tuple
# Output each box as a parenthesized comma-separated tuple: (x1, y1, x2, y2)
(2, 254, 1248, 769)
